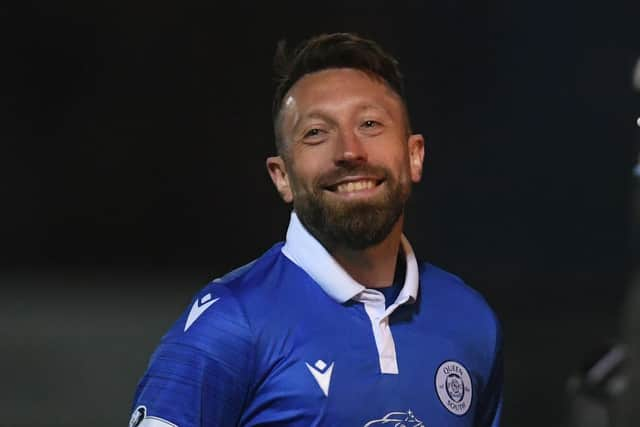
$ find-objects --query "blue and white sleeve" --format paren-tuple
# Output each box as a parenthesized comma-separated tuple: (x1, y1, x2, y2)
(129, 289, 255, 427)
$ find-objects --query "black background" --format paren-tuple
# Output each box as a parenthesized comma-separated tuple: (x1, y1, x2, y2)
(2, 1, 640, 425)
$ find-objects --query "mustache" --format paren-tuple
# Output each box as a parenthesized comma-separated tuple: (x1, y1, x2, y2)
(315, 164, 389, 188)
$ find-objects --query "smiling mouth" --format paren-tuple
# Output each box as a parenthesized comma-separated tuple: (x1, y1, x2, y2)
(327, 179, 383, 194)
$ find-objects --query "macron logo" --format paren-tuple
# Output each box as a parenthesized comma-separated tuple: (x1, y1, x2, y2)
(305, 359, 334, 397)
(184, 293, 220, 332)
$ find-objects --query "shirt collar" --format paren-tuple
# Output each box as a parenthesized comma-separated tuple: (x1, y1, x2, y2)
(281, 212, 419, 304)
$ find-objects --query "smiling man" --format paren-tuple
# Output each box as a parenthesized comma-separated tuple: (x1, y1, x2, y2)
(129, 33, 503, 427)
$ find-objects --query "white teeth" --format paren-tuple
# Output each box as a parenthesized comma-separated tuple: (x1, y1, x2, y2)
(336, 180, 376, 193)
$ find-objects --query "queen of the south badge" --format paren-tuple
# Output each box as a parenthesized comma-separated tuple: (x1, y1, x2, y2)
(435, 360, 473, 416)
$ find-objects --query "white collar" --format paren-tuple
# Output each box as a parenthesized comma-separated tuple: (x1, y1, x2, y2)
(281, 212, 419, 304)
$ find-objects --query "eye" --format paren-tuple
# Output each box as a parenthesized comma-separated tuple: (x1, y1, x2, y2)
(360, 120, 384, 135)
(304, 128, 322, 137)
(363, 120, 378, 128)
(301, 127, 328, 144)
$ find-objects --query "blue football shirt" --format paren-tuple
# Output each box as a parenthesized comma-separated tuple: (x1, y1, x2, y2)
(130, 213, 503, 426)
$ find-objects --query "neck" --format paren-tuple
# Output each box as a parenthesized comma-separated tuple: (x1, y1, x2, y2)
(331, 218, 404, 288)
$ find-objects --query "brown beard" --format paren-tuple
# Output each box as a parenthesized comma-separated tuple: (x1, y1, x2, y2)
(289, 164, 411, 251)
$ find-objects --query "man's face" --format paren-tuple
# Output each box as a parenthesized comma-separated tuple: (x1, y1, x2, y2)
(267, 68, 424, 250)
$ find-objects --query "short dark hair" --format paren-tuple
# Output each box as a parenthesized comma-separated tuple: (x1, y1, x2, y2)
(272, 32, 409, 155)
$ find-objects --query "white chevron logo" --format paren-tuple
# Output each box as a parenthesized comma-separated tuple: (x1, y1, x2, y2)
(184, 293, 220, 332)
(305, 359, 334, 397)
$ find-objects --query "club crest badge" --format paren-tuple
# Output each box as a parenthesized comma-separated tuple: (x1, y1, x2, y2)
(435, 360, 472, 416)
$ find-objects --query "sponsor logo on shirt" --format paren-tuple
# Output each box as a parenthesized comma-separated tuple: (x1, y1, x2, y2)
(435, 360, 472, 416)
(364, 409, 424, 426)
(184, 293, 220, 332)
(305, 359, 334, 397)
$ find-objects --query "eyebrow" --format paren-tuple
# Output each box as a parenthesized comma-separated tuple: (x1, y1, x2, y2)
(356, 103, 391, 115)
(292, 103, 392, 133)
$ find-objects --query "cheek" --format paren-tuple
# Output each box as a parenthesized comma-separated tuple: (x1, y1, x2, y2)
(289, 150, 328, 183)
(288, 163, 318, 194)
(371, 144, 410, 173)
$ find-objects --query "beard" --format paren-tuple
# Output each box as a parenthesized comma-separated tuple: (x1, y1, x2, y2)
(290, 164, 411, 251)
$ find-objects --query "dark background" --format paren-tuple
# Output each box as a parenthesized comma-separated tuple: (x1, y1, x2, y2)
(2, 1, 640, 426)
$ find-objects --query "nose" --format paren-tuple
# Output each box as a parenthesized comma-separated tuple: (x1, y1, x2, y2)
(334, 129, 367, 166)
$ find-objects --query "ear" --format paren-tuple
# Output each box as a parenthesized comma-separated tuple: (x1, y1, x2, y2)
(407, 134, 425, 183)
(266, 156, 293, 203)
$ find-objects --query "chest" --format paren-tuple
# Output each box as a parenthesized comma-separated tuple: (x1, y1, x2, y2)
(239, 303, 484, 427)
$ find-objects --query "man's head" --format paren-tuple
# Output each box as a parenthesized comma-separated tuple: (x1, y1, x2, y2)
(266, 33, 424, 251)
(272, 33, 411, 156)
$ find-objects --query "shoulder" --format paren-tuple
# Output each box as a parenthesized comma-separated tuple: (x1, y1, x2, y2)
(418, 262, 502, 341)
(419, 262, 495, 308)
(131, 251, 288, 427)
(145, 245, 283, 356)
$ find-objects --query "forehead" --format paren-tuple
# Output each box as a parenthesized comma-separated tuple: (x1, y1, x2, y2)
(281, 68, 404, 121)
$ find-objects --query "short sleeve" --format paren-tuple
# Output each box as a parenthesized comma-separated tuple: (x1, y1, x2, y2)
(130, 288, 255, 427)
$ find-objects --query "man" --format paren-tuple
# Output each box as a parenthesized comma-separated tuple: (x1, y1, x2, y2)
(129, 32, 503, 427)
